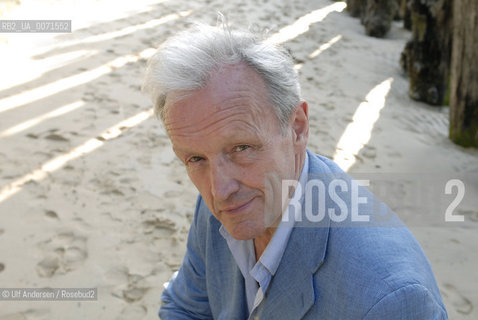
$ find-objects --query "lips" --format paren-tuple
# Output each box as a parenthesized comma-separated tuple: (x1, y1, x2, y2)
(219, 197, 256, 215)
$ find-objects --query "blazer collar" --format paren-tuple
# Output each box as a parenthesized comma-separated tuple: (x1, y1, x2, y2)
(253, 150, 332, 319)
(254, 216, 331, 319)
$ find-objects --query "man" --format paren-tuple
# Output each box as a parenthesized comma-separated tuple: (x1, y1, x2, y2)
(143, 23, 448, 319)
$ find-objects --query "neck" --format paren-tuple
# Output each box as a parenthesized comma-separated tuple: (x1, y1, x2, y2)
(295, 150, 306, 180)
(254, 226, 276, 260)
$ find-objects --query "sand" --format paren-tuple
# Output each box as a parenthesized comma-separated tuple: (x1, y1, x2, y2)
(0, 0, 477, 319)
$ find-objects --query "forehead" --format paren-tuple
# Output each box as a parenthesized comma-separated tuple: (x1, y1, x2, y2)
(163, 63, 278, 139)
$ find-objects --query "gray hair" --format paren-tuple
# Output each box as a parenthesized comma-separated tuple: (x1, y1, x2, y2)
(142, 23, 301, 130)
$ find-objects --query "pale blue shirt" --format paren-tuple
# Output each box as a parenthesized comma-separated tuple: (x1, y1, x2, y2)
(220, 156, 309, 314)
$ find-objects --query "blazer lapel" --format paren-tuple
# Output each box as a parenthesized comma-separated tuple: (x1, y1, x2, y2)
(208, 216, 249, 319)
(253, 150, 333, 319)
(256, 210, 331, 319)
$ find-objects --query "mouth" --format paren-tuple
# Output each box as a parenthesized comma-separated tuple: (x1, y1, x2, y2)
(220, 197, 256, 215)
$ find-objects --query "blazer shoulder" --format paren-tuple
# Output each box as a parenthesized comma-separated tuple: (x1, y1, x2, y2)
(307, 150, 344, 174)
(363, 284, 448, 319)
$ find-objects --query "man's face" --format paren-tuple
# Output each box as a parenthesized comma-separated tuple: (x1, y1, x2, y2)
(164, 63, 308, 240)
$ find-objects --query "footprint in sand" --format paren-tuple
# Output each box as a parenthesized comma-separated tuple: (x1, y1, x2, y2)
(441, 283, 474, 315)
(361, 145, 376, 159)
(142, 216, 176, 236)
(117, 305, 147, 320)
(44, 133, 69, 142)
(44, 210, 59, 220)
(36, 231, 87, 278)
(108, 267, 151, 303)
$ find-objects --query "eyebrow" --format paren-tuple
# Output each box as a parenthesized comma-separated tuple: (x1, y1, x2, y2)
(171, 145, 190, 157)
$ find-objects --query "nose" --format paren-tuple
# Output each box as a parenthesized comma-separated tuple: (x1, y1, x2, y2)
(210, 157, 240, 202)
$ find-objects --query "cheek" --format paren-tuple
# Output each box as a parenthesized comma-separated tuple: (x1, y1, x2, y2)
(187, 170, 210, 196)
(188, 171, 216, 212)
(238, 163, 267, 190)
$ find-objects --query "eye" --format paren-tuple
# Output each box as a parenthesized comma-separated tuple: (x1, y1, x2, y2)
(232, 145, 250, 152)
(187, 156, 203, 163)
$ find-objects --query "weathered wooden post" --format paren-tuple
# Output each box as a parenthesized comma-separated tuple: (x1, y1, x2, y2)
(449, 0, 478, 148)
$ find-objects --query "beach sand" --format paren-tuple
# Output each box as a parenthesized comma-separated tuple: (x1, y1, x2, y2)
(0, 0, 477, 319)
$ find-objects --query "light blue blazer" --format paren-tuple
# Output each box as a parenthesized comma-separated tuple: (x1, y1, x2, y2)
(159, 150, 448, 319)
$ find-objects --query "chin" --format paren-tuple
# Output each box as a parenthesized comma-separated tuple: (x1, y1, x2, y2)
(228, 221, 265, 240)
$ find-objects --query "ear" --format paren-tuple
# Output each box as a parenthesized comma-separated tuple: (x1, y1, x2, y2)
(291, 101, 309, 148)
